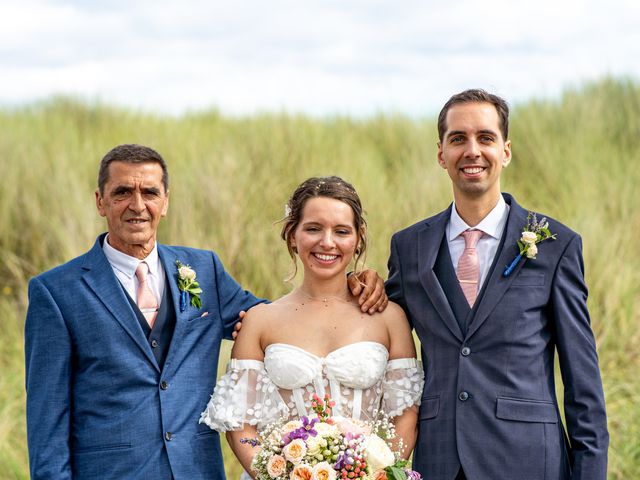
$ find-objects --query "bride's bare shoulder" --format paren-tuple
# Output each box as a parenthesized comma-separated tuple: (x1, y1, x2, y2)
(245, 293, 298, 322)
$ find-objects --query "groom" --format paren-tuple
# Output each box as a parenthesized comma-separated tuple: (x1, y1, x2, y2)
(386, 90, 608, 479)
(24, 144, 386, 479)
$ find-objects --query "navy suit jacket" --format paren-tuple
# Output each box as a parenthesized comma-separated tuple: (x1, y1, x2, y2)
(387, 194, 608, 480)
(25, 235, 264, 479)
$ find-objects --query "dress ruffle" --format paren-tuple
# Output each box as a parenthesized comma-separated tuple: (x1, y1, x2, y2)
(199, 359, 289, 431)
(382, 358, 425, 418)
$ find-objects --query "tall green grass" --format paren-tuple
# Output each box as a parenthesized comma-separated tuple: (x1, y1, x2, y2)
(1, 77, 638, 478)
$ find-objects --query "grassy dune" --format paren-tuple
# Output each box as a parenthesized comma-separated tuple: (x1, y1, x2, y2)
(1, 77, 638, 478)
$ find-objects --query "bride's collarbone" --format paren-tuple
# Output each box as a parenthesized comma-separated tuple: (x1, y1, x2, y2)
(274, 311, 382, 333)
(259, 304, 388, 350)
(263, 323, 389, 355)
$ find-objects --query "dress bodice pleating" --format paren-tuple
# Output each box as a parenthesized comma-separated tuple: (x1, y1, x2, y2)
(200, 341, 424, 431)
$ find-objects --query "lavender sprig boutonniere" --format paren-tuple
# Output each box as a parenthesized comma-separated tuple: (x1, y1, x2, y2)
(176, 260, 202, 311)
(503, 212, 557, 277)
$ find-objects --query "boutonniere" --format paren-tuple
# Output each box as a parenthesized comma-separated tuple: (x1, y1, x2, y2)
(503, 212, 557, 277)
(175, 260, 202, 311)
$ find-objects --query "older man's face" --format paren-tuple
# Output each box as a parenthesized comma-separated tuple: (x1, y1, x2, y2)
(96, 161, 169, 259)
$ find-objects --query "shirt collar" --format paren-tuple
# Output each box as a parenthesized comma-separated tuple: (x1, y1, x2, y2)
(102, 235, 160, 278)
(448, 194, 509, 241)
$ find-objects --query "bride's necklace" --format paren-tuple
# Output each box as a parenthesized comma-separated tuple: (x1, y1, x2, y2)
(297, 288, 352, 307)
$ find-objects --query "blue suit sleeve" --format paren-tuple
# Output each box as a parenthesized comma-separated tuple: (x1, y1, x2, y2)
(24, 277, 73, 480)
(210, 252, 266, 340)
(551, 235, 609, 479)
(386, 234, 410, 326)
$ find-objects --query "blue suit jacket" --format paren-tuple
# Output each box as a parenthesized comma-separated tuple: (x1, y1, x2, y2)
(387, 194, 608, 480)
(25, 235, 264, 479)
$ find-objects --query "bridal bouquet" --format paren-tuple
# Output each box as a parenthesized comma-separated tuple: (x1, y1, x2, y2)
(243, 394, 421, 480)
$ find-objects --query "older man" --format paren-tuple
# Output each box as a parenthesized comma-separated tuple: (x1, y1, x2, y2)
(25, 144, 386, 479)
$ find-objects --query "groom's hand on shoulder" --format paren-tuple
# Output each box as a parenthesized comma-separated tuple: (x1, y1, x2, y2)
(231, 311, 246, 340)
(348, 270, 388, 314)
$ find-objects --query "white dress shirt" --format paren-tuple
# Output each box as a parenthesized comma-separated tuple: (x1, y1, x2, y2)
(102, 235, 165, 306)
(447, 195, 510, 291)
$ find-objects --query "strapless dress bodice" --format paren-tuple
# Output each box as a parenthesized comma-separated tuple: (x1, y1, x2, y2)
(264, 341, 389, 391)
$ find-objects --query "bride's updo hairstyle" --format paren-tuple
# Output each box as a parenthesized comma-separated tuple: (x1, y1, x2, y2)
(281, 176, 368, 279)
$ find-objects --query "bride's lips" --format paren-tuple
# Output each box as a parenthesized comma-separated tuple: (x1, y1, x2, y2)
(311, 252, 340, 265)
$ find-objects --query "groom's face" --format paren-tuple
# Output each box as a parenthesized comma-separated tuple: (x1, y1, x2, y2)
(437, 101, 511, 203)
(96, 161, 169, 259)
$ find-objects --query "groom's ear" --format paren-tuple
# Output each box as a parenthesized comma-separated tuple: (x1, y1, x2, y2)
(502, 140, 512, 168)
(437, 142, 446, 169)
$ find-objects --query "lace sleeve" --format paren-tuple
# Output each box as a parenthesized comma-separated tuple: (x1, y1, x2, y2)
(381, 358, 425, 418)
(199, 359, 289, 432)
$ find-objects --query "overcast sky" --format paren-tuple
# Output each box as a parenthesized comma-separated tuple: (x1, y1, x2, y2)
(1, 0, 639, 117)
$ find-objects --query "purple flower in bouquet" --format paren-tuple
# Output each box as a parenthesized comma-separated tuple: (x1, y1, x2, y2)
(283, 415, 318, 445)
(405, 470, 422, 480)
(301, 415, 318, 433)
(334, 451, 355, 470)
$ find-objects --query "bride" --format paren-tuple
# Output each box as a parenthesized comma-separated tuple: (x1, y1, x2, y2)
(200, 176, 424, 478)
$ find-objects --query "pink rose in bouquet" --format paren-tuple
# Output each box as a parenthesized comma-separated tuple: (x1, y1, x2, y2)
(335, 417, 372, 437)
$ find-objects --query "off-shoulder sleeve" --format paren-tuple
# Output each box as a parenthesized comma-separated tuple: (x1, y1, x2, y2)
(381, 358, 425, 418)
(199, 359, 289, 431)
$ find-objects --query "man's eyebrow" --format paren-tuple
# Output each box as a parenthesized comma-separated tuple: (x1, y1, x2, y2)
(111, 185, 133, 194)
(446, 130, 467, 138)
(446, 129, 498, 138)
(478, 129, 498, 136)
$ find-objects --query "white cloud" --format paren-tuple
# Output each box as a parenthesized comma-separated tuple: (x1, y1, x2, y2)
(1, 0, 639, 116)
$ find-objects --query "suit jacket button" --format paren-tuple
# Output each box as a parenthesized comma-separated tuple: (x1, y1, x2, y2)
(458, 391, 469, 401)
(151, 339, 159, 348)
(165, 432, 173, 441)
(160, 381, 169, 390)
(461, 347, 471, 356)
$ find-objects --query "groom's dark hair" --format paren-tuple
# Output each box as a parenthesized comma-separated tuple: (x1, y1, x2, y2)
(98, 144, 169, 195)
(437, 89, 510, 142)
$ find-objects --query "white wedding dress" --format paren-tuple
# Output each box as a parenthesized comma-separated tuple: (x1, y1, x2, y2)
(200, 341, 424, 478)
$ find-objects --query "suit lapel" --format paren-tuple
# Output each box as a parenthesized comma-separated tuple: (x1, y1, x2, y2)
(466, 194, 529, 339)
(418, 209, 464, 342)
(81, 236, 159, 371)
(158, 246, 191, 372)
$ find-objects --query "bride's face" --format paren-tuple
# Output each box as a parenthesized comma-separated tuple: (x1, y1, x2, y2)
(291, 196, 359, 279)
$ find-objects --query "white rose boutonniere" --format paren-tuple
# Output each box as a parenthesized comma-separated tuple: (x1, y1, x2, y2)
(178, 265, 196, 280)
(503, 212, 557, 277)
(175, 260, 202, 311)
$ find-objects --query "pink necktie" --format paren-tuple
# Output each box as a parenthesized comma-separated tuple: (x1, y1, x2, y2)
(135, 262, 158, 328)
(457, 229, 484, 307)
